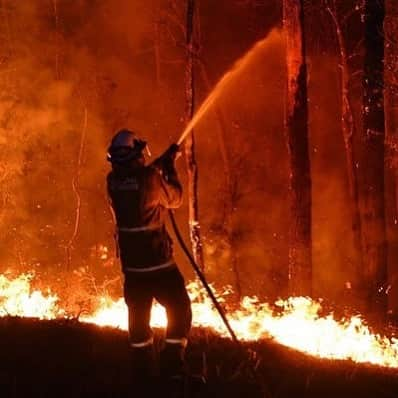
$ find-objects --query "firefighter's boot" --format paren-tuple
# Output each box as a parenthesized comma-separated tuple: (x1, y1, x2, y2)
(160, 340, 188, 398)
(130, 343, 157, 395)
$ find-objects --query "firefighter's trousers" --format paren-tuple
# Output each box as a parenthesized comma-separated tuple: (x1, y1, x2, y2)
(124, 266, 192, 377)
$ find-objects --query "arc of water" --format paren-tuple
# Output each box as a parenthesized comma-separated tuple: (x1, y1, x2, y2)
(177, 35, 270, 146)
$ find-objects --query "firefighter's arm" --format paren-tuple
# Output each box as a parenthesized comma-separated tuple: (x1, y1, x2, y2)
(159, 166, 183, 208)
(153, 144, 183, 208)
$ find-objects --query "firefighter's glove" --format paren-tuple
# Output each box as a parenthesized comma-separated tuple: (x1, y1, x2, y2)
(163, 144, 181, 162)
(154, 144, 181, 172)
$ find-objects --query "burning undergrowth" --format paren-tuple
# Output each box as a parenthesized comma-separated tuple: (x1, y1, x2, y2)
(1, 271, 398, 370)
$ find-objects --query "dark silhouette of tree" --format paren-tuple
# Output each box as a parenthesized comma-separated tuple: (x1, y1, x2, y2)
(358, 0, 388, 315)
(385, 0, 398, 316)
(283, 0, 312, 296)
(185, 0, 205, 271)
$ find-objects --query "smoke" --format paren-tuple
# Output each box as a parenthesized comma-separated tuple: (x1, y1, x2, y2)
(0, 0, 185, 274)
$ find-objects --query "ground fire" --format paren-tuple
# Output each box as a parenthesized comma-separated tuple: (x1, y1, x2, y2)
(1, 272, 397, 369)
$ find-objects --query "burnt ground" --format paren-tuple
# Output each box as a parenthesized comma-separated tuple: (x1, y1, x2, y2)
(0, 317, 397, 398)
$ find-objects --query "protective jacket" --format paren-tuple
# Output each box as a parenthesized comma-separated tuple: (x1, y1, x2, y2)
(107, 162, 182, 273)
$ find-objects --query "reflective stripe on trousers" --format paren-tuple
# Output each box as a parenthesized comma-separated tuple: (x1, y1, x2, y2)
(130, 335, 154, 348)
(124, 260, 175, 273)
(165, 338, 188, 348)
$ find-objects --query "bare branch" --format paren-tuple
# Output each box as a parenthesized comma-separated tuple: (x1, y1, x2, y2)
(66, 107, 88, 268)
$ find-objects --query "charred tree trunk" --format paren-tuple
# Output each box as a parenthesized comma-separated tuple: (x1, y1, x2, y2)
(386, 1, 398, 192)
(283, 0, 312, 296)
(385, 0, 398, 316)
(359, 0, 388, 315)
(326, 1, 363, 295)
(184, 0, 205, 271)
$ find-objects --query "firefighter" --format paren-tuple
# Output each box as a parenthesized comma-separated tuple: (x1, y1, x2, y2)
(106, 129, 192, 391)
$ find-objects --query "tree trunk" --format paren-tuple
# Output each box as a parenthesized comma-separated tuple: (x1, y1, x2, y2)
(283, 0, 312, 296)
(385, 1, 398, 215)
(385, 0, 398, 317)
(326, 1, 363, 297)
(359, 0, 388, 315)
(184, 0, 205, 271)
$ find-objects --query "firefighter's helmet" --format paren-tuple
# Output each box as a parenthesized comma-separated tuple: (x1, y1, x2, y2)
(107, 129, 147, 164)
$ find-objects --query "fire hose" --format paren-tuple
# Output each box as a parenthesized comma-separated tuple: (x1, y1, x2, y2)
(168, 211, 240, 345)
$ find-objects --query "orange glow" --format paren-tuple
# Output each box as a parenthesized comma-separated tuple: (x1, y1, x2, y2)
(1, 273, 397, 368)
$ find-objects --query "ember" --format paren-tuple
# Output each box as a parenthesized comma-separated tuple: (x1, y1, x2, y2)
(1, 273, 397, 368)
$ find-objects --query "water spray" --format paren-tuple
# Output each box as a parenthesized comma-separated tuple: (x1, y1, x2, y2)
(176, 34, 270, 146)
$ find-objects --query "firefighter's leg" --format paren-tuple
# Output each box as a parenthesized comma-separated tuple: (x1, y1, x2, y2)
(124, 274, 156, 385)
(155, 267, 192, 379)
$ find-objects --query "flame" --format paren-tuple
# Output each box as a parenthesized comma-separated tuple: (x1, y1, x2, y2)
(0, 273, 63, 319)
(1, 273, 398, 368)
